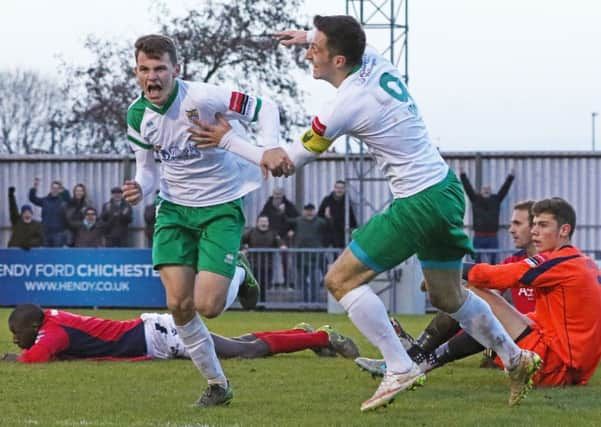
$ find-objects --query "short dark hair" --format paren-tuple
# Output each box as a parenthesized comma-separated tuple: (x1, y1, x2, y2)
(303, 203, 316, 210)
(531, 197, 576, 238)
(85, 207, 97, 215)
(335, 180, 346, 186)
(313, 15, 366, 67)
(9, 304, 44, 329)
(134, 34, 178, 65)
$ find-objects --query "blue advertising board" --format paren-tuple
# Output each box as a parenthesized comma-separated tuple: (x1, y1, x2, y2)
(0, 249, 165, 307)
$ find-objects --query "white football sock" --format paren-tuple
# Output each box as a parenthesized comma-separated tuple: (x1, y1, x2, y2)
(176, 314, 227, 385)
(448, 290, 521, 369)
(222, 266, 245, 313)
(339, 285, 413, 373)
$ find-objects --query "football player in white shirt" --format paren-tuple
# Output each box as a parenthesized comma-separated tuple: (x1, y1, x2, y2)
(189, 16, 541, 410)
(122, 34, 282, 408)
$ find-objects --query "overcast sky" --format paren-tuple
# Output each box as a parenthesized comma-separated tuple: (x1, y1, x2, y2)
(1, 0, 600, 151)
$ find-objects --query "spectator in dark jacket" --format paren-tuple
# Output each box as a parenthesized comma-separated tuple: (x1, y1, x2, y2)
(259, 187, 299, 286)
(241, 215, 287, 302)
(28, 178, 69, 247)
(7, 187, 43, 249)
(64, 183, 93, 246)
(288, 204, 328, 302)
(72, 207, 105, 248)
(460, 168, 515, 264)
(101, 187, 133, 247)
(317, 180, 357, 248)
(259, 187, 299, 241)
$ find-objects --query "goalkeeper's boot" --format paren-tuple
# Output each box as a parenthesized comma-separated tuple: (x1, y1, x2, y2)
(506, 350, 542, 406)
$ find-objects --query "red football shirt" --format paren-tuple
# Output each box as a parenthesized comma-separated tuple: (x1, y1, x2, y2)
(502, 250, 536, 314)
(18, 310, 148, 363)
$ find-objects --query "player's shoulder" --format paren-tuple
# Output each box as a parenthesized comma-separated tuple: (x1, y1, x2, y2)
(523, 254, 548, 268)
(127, 94, 148, 131)
(502, 249, 528, 264)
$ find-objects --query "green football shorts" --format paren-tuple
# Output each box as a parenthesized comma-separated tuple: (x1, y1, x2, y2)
(350, 170, 473, 273)
(152, 197, 245, 278)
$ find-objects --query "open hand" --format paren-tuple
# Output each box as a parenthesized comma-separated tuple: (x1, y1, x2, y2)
(188, 114, 231, 148)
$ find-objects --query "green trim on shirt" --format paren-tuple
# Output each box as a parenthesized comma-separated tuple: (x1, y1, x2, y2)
(252, 98, 263, 122)
(127, 135, 153, 150)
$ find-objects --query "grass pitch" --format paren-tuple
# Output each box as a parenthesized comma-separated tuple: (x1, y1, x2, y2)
(1, 309, 599, 427)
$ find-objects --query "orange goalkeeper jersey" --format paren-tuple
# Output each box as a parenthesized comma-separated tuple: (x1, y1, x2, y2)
(468, 245, 601, 385)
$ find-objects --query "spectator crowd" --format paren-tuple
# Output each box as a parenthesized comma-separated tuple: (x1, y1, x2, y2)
(6, 172, 520, 301)
(8, 178, 133, 249)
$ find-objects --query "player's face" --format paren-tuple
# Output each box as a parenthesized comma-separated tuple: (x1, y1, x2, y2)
(9, 322, 37, 349)
(135, 51, 180, 106)
(509, 209, 531, 249)
(531, 213, 571, 252)
(305, 31, 336, 82)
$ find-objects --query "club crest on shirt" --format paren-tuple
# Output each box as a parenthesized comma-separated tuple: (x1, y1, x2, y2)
(185, 108, 199, 121)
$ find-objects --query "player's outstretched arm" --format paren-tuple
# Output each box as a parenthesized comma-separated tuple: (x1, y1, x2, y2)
(274, 30, 309, 47)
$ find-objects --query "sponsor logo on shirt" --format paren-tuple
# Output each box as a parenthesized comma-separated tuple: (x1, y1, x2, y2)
(155, 141, 205, 161)
(185, 108, 199, 121)
(224, 253, 235, 265)
(311, 116, 326, 136)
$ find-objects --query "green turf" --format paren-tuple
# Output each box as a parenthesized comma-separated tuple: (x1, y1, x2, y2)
(1, 309, 599, 426)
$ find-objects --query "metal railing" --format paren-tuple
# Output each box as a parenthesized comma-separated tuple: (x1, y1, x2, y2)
(244, 248, 342, 310)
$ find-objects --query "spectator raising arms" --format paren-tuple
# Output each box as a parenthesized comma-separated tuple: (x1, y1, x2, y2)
(28, 177, 69, 247)
(7, 186, 43, 249)
(460, 167, 515, 264)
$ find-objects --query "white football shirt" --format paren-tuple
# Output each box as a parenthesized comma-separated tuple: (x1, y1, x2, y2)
(299, 47, 449, 198)
(127, 79, 278, 207)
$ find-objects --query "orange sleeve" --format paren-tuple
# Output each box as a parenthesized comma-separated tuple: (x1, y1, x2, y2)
(467, 261, 532, 290)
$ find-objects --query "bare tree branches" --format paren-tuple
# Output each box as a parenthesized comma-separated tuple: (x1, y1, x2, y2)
(61, 0, 310, 153)
(0, 70, 64, 154)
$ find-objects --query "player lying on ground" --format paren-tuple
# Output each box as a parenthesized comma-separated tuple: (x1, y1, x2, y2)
(357, 198, 601, 392)
(2, 304, 360, 363)
(188, 15, 541, 410)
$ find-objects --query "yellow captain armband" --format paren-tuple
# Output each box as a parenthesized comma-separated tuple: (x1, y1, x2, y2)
(300, 129, 333, 154)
